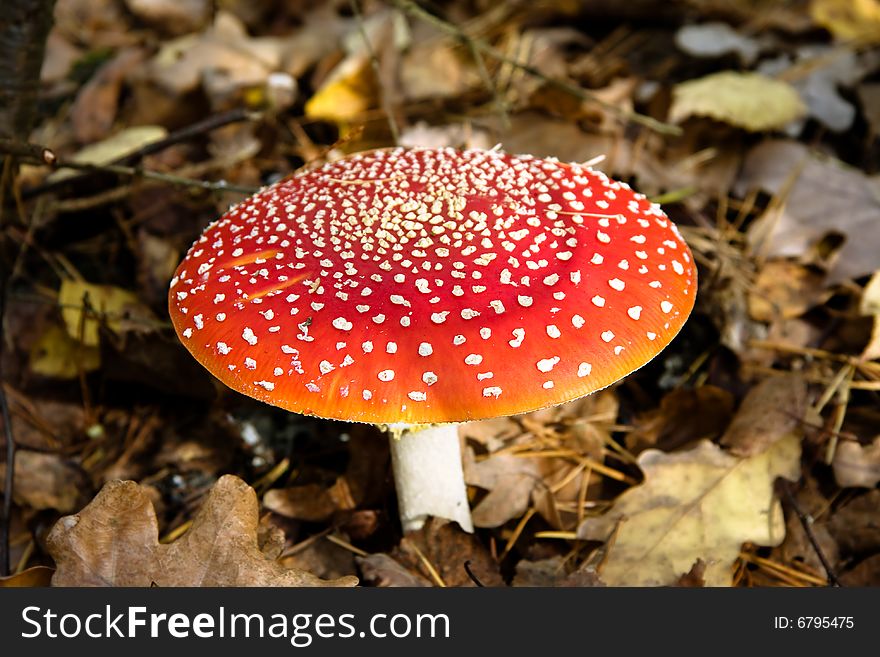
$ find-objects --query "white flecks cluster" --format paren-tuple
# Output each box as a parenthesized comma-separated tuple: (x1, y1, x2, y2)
(170, 147, 695, 419)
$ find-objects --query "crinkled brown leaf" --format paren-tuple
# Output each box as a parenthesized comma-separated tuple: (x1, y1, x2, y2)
(720, 374, 808, 456)
(47, 475, 358, 587)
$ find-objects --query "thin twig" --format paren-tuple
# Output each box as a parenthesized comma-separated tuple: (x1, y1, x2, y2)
(463, 560, 485, 587)
(0, 138, 55, 165)
(779, 481, 841, 587)
(350, 0, 401, 143)
(389, 0, 681, 136)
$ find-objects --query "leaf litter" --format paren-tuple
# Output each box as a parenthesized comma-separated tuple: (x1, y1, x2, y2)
(2, 0, 880, 589)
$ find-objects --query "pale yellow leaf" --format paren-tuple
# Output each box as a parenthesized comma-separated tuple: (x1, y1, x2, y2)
(48, 125, 168, 182)
(58, 280, 147, 346)
(861, 271, 880, 360)
(670, 71, 806, 131)
(577, 435, 802, 586)
(29, 323, 100, 378)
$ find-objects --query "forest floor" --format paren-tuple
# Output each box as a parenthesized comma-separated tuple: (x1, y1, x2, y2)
(2, 0, 880, 587)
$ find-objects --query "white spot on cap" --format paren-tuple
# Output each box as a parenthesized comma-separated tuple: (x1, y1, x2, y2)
(661, 300, 673, 313)
(255, 381, 275, 391)
(217, 342, 231, 355)
(183, 328, 193, 338)
(591, 253, 604, 265)
(546, 325, 561, 338)
(422, 371, 438, 385)
(332, 317, 353, 331)
(479, 328, 491, 339)
(453, 334, 466, 346)
(609, 278, 625, 291)
(418, 342, 433, 356)
(408, 391, 427, 402)
(431, 311, 450, 324)
(537, 356, 560, 373)
(465, 354, 483, 365)
(601, 330, 615, 342)
(319, 360, 334, 375)
(386, 342, 398, 354)
(242, 327, 257, 345)
(362, 341, 374, 353)
(542, 381, 554, 389)
(245, 357, 257, 370)
(378, 369, 395, 382)
(592, 295, 606, 307)
(517, 295, 533, 307)
(577, 362, 592, 377)
(482, 386, 502, 398)
(194, 314, 204, 330)
(273, 367, 283, 376)
(647, 331, 657, 340)
(572, 314, 585, 329)
(628, 306, 642, 320)
(362, 389, 373, 400)
(509, 328, 525, 348)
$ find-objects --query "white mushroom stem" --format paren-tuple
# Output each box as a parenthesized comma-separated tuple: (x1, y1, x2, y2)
(388, 423, 474, 533)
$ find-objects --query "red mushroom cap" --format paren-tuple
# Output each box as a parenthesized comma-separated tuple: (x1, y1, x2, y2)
(169, 148, 697, 424)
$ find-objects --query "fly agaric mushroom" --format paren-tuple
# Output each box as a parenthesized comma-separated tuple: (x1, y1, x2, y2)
(168, 147, 696, 534)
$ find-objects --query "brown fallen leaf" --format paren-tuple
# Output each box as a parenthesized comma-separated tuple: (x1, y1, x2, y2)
(70, 48, 147, 143)
(737, 139, 880, 284)
(577, 436, 802, 586)
(627, 386, 735, 454)
(356, 553, 432, 587)
(46, 475, 358, 587)
(512, 557, 604, 587)
(0, 451, 90, 513)
(827, 490, 880, 555)
(832, 436, 880, 488)
(464, 449, 540, 528)
(394, 519, 503, 587)
(0, 567, 55, 588)
(264, 478, 357, 522)
(720, 374, 808, 456)
(748, 260, 830, 322)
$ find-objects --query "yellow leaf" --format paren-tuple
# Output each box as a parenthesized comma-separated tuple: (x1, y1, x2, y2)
(58, 280, 146, 346)
(577, 435, 802, 586)
(670, 71, 806, 132)
(811, 0, 880, 44)
(305, 53, 375, 123)
(29, 324, 100, 378)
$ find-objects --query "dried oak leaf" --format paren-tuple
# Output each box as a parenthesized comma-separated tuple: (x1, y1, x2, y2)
(46, 475, 358, 587)
(577, 436, 801, 586)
